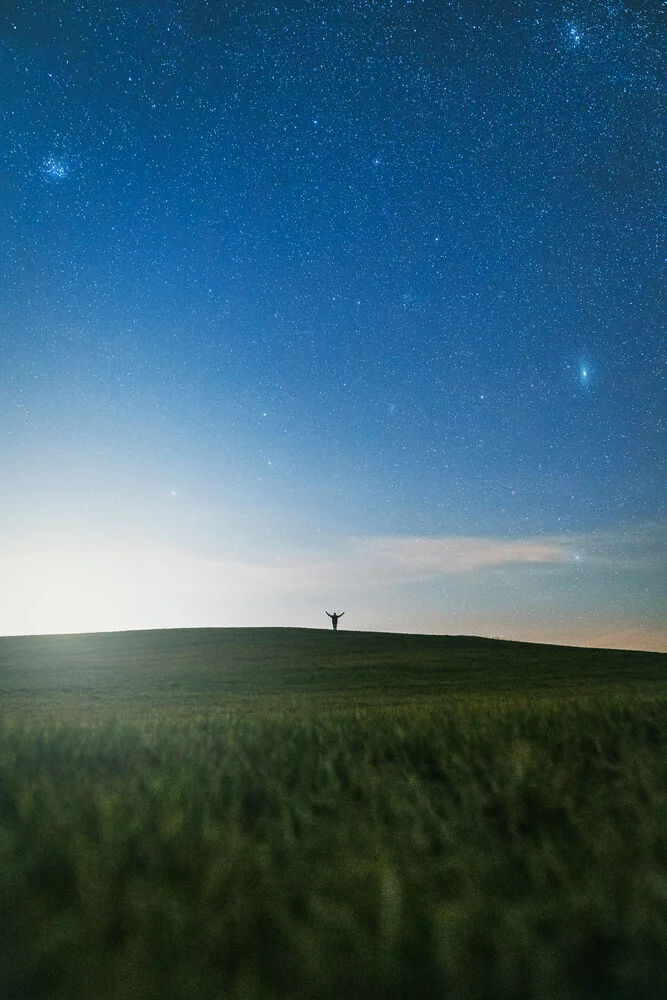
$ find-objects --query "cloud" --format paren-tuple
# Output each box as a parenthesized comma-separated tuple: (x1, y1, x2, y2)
(351, 535, 567, 578)
(176, 534, 568, 603)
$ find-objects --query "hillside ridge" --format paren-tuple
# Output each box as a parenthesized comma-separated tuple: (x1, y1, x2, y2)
(1, 626, 664, 704)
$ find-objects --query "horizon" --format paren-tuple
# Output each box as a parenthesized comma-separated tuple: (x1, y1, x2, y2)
(0, 620, 664, 656)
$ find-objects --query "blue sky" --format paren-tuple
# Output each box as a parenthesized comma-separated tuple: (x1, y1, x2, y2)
(1, 0, 664, 647)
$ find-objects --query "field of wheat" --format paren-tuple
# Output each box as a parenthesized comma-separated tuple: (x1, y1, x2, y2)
(1, 629, 666, 999)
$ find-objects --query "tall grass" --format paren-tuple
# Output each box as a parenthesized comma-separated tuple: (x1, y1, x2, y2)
(2, 694, 667, 999)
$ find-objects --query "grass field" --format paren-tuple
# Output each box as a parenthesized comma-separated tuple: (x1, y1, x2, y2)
(1, 628, 667, 999)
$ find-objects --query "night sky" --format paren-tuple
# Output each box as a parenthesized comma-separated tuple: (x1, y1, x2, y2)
(1, 1, 664, 648)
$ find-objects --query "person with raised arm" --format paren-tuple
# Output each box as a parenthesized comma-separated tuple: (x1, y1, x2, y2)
(325, 611, 345, 631)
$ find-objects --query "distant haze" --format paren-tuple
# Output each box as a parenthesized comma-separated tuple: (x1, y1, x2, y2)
(0, 523, 664, 651)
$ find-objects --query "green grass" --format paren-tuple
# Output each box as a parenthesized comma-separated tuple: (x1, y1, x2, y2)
(1, 627, 665, 704)
(1, 628, 667, 999)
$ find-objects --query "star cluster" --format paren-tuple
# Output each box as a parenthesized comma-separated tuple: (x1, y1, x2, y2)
(0, 1, 664, 644)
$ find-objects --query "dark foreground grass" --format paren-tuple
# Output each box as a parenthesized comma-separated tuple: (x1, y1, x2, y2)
(1, 629, 667, 999)
(3, 697, 667, 999)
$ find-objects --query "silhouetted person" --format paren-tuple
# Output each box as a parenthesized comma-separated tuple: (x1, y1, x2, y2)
(326, 611, 344, 631)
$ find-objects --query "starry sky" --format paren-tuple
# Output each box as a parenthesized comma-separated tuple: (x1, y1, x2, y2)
(1, 0, 665, 648)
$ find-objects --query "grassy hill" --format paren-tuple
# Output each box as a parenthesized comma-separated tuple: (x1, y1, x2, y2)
(0, 626, 665, 706)
(3, 627, 667, 999)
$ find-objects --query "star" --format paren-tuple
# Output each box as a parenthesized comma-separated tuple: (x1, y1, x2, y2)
(42, 157, 69, 180)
